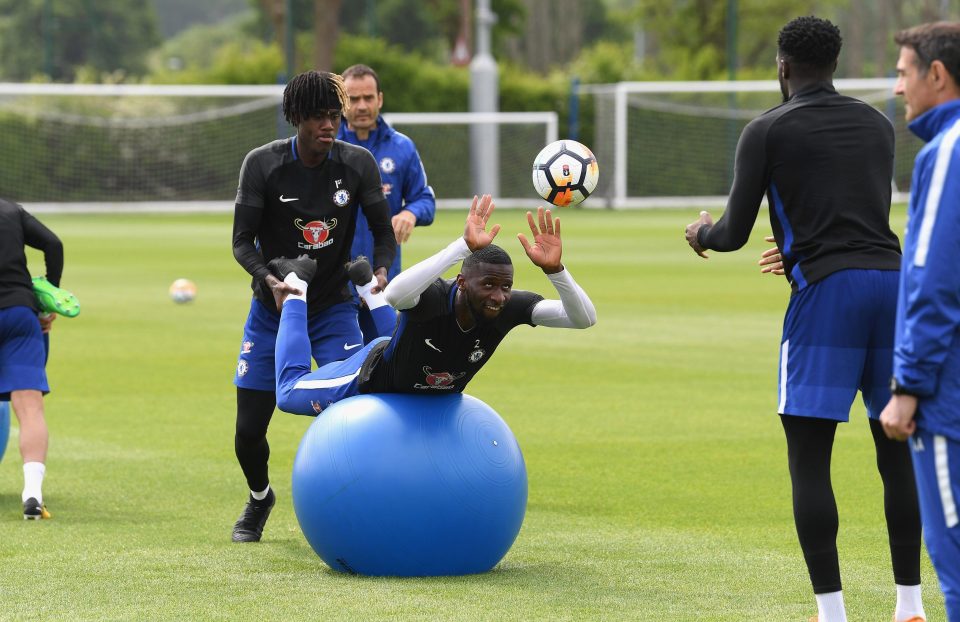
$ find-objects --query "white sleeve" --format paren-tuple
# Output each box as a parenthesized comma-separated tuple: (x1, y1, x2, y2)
(530, 267, 597, 328)
(384, 237, 471, 310)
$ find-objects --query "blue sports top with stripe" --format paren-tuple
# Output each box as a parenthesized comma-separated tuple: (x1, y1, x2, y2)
(893, 98, 960, 440)
(338, 116, 436, 280)
(697, 82, 901, 291)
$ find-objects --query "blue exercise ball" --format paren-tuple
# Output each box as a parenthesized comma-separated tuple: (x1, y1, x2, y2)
(292, 393, 527, 576)
(0, 401, 9, 464)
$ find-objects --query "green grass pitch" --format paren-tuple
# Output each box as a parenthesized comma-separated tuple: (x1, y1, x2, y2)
(0, 206, 945, 621)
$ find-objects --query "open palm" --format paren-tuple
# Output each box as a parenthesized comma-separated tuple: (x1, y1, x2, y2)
(463, 194, 501, 252)
(518, 207, 562, 272)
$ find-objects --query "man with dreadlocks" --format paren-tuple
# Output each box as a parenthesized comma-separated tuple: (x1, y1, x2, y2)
(683, 16, 925, 622)
(262, 195, 595, 419)
(230, 70, 396, 543)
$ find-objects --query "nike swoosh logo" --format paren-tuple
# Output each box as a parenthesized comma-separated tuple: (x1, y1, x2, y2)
(424, 339, 442, 352)
(344, 343, 362, 350)
(279, 195, 299, 202)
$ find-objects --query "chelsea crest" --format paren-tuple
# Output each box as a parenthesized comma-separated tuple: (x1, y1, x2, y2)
(333, 189, 351, 207)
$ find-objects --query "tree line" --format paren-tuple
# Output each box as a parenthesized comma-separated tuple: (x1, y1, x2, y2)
(0, 0, 956, 86)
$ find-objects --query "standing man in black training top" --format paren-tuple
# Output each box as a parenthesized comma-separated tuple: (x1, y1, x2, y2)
(0, 198, 62, 519)
(684, 16, 925, 622)
(230, 71, 396, 543)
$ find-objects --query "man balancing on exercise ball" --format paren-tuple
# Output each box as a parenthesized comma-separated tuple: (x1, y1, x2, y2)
(264, 194, 597, 414)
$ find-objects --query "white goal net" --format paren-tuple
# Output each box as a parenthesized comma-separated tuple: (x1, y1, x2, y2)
(580, 78, 921, 208)
(0, 83, 557, 210)
(1, 80, 918, 211)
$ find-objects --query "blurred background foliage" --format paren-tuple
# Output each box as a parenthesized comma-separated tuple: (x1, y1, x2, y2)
(0, 0, 958, 107)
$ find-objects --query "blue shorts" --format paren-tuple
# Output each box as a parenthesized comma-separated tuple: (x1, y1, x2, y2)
(910, 429, 960, 620)
(777, 269, 898, 421)
(233, 298, 364, 392)
(273, 297, 388, 415)
(0, 306, 49, 400)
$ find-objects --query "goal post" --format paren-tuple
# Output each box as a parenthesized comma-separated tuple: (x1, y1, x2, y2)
(382, 111, 558, 209)
(0, 80, 919, 212)
(579, 78, 917, 208)
(0, 82, 557, 210)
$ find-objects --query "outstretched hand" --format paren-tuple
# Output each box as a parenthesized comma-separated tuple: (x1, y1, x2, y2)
(518, 206, 563, 274)
(684, 211, 713, 258)
(265, 274, 300, 312)
(463, 194, 501, 252)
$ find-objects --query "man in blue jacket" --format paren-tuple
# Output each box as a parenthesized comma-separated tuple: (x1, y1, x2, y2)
(338, 64, 436, 341)
(881, 21, 960, 622)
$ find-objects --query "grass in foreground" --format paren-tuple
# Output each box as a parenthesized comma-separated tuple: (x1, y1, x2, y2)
(0, 205, 944, 621)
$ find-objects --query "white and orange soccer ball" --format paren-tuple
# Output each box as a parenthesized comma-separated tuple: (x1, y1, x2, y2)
(531, 139, 599, 207)
(169, 278, 197, 304)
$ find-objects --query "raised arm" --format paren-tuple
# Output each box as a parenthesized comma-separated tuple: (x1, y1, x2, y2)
(385, 195, 498, 310)
(517, 206, 562, 273)
(517, 207, 596, 328)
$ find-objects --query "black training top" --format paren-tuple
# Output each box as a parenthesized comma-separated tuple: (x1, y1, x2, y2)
(697, 82, 901, 291)
(232, 137, 396, 314)
(359, 278, 543, 394)
(0, 199, 63, 312)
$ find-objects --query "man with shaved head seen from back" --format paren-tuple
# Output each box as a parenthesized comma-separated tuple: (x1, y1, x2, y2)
(685, 16, 924, 622)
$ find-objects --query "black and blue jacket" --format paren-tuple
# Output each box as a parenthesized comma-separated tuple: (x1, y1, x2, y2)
(894, 98, 960, 440)
(697, 82, 901, 291)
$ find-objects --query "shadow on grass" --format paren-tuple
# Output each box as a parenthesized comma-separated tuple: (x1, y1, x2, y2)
(0, 492, 26, 522)
(268, 535, 588, 587)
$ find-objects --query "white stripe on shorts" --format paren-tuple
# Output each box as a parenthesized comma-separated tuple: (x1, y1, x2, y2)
(778, 340, 789, 414)
(934, 434, 959, 528)
(293, 370, 360, 390)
